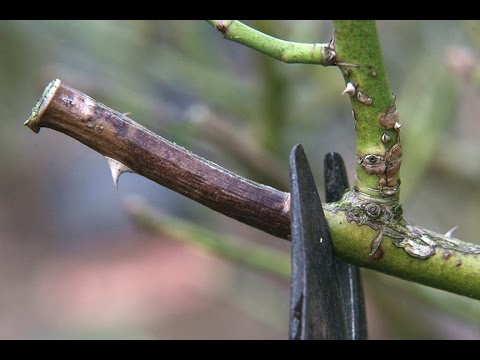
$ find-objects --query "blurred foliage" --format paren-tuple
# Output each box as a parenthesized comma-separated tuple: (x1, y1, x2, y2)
(1, 20, 480, 339)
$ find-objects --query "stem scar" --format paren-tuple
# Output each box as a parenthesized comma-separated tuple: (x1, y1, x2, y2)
(356, 91, 373, 105)
(215, 20, 233, 36)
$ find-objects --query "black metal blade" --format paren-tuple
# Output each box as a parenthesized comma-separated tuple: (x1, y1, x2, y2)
(289, 144, 349, 340)
(324, 152, 350, 204)
(324, 152, 368, 340)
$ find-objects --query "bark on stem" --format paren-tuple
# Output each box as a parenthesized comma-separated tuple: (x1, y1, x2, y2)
(25, 79, 291, 239)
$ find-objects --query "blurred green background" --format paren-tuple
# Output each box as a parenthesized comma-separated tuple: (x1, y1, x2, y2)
(1, 20, 480, 339)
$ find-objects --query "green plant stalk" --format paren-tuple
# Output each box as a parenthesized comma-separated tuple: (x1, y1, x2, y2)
(323, 206, 480, 299)
(206, 20, 336, 65)
(333, 20, 400, 200)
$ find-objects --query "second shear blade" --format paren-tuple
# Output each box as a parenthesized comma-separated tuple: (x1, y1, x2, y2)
(324, 152, 367, 340)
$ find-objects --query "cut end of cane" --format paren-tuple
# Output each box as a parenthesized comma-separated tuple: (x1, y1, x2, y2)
(24, 79, 61, 133)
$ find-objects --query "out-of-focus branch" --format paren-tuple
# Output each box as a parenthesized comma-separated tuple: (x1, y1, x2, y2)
(187, 105, 288, 190)
(125, 196, 290, 279)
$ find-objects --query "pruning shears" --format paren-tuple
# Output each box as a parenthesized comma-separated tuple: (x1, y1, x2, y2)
(288, 144, 367, 340)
